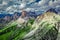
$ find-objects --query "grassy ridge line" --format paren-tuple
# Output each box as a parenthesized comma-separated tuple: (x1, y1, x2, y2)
(12, 19, 34, 40)
(13, 26, 31, 40)
(0, 30, 13, 40)
(39, 24, 54, 39)
(0, 27, 24, 40)
(21, 21, 49, 39)
(0, 19, 34, 40)
(0, 22, 17, 34)
(9, 26, 27, 40)
(0, 21, 18, 40)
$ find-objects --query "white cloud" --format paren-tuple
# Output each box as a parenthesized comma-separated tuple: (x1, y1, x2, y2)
(49, 0, 60, 7)
(38, 0, 45, 6)
(24, 8, 35, 12)
(36, 0, 60, 12)
(49, 0, 56, 7)
(3, 2, 7, 5)
(19, 3, 26, 9)
(38, 0, 49, 6)
(25, 8, 31, 12)
(6, 6, 12, 11)
(0, 0, 60, 14)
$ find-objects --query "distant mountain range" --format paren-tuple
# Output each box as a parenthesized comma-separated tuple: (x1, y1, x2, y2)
(46, 8, 58, 14)
(0, 14, 12, 18)
(0, 11, 39, 18)
(0, 13, 21, 18)
(36, 8, 60, 24)
(0, 8, 60, 28)
(0, 8, 59, 21)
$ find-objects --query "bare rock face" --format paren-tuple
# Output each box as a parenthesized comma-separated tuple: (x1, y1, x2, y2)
(33, 11, 60, 40)
(23, 11, 60, 40)
(37, 12, 58, 23)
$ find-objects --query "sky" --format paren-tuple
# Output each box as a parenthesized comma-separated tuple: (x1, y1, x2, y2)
(0, 0, 60, 14)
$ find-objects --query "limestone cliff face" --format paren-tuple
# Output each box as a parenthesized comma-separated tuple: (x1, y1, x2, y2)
(36, 11, 60, 24)
(23, 11, 60, 40)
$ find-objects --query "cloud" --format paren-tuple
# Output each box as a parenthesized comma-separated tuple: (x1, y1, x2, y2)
(25, 8, 35, 12)
(0, 0, 60, 14)
(2, 1, 7, 5)
(36, 0, 60, 12)
(49, 0, 57, 7)
(49, 0, 60, 7)
(38, 0, 45, 6)
(38, 0, 49, 6)
(19, 3, 26, 9)
(25, 8, 32, 12)
(6, 6, 12, 11)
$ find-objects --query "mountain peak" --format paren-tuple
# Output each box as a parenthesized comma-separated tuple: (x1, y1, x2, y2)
(36, 8, 58, 22)
(46, 8, 58, 14)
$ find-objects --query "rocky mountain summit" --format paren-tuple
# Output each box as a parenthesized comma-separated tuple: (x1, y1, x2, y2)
(0, 8, 60, 40)
(32, 8, 60, 40)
